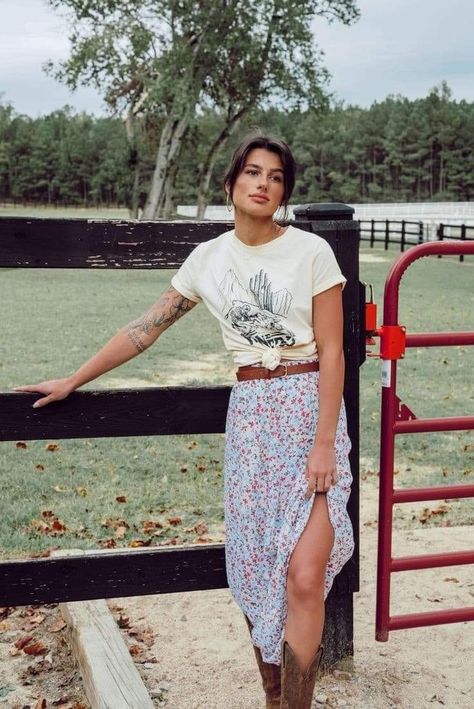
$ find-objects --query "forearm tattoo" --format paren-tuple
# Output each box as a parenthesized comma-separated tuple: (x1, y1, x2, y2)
(124, 287, 195, 353)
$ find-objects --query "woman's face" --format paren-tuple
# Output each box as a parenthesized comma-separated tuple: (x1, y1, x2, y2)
(230, 148, 285, 218)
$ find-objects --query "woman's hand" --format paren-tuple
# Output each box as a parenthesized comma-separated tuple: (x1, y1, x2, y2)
(13, 378, 75, 409)
(304, 441, 337, 499)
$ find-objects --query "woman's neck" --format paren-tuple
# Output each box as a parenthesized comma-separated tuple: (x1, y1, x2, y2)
(233, 212, 285, 246)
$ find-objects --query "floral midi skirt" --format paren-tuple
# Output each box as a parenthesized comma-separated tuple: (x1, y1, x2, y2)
(224, 363, 354, 665)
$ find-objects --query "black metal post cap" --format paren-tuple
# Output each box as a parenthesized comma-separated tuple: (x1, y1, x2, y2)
(293, 203, 355, 221)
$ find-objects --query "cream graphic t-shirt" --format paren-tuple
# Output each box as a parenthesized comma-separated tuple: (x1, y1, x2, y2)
(171, 225, 346, 368)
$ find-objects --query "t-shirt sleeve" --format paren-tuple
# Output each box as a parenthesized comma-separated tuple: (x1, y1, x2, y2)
(170, 243, 203, 303)
(312, 239, 347, 296)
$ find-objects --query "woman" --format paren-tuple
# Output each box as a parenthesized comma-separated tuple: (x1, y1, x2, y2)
(14, 134, 354, 708)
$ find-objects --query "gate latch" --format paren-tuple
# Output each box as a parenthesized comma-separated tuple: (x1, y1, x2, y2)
(365, 284, 406, 360)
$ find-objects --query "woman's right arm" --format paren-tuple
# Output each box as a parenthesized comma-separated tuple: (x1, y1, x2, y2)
(13, 286, 197, 408)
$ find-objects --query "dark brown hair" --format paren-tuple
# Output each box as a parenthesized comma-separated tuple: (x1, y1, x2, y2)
(224, 134, 296, 219)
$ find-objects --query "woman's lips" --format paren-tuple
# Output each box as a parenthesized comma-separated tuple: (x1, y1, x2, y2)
(250, 194, 269, 203)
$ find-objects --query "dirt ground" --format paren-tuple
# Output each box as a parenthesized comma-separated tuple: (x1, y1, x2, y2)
(1, 480, 473, 708)
(110, 523, 473, 709)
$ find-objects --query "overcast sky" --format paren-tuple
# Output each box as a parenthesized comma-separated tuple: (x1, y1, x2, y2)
(1, 0, 473, 117)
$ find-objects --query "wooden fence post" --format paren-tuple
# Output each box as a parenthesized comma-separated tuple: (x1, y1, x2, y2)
(460, 224, 466, 262)
(293, 202, 362, 667)
(437, 223, 444, 258)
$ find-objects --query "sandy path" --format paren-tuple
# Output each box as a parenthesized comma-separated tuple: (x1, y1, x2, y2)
(112, 520, 474, 709)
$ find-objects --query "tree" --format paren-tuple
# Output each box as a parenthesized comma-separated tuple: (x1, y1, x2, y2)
(46, 0, 359, 219)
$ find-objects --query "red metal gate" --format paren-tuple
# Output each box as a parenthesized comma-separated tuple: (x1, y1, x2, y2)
(372, 241, 474, 641)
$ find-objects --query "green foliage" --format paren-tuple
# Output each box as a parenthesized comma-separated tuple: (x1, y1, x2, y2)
(2, 82, 474, 207)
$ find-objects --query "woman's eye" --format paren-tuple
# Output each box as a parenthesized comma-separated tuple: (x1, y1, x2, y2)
(246, 169, 258, 175)
(271, 175, 282, 182)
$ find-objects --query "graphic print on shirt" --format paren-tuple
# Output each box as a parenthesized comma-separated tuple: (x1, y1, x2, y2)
(218, 268, 296, 347)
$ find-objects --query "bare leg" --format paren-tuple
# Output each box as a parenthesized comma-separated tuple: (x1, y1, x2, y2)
(284, 493, 334, 672)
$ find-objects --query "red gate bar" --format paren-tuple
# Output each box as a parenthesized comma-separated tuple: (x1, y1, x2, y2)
(394, 415, 474, 434)
(406, 332, 474, 347)
(389, 607, 474, 632)
(391, 549, 474, 572)
(376, 240, 474, 642)
(393, 484, 474, 504)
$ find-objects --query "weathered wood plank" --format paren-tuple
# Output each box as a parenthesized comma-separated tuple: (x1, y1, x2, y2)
(61, 599, 154, 709)
(53, 548, 154, 709)
(0, 218, 234, 268)
(0, 386, 231, 441)
(0, 544, 228, 606)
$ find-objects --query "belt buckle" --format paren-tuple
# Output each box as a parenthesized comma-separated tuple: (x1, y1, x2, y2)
(271, 362, 288, 378)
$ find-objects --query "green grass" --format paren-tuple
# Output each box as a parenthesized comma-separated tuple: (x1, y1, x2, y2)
(1, 228, 473, 558)
(359, 245, 474, 528)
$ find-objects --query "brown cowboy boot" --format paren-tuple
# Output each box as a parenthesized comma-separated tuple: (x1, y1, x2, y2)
(280, 639, 324, 709)
(243, 614, 281, 708)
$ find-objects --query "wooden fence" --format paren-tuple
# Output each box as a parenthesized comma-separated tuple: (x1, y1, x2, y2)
(0, 205, 363, 666)
(437, 223, 474, 262)
(358, 219, 424, 251)
(359, 218, 474, 260)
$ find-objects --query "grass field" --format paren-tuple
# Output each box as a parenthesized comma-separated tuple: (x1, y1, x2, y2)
(1, 211, 473, 558)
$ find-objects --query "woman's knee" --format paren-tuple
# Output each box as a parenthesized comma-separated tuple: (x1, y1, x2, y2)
(287, 565, 326, 604)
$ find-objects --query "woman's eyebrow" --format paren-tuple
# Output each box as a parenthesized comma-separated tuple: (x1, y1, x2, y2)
(245, 162, 284, 173)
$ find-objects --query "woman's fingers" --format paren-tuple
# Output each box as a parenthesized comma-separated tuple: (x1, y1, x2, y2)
(12, 385, 42, 392)
(32, 395, 54, 409)
(305, 470, 336, 498)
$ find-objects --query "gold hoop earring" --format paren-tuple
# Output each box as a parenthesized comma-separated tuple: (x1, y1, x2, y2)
(226, 192, 233, 212)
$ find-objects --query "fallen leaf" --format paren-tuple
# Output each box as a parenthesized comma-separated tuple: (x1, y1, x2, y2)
(36, 464, 45, 471)
(21, 613, 46, 631)
(46, 443, 60, 452)
(197, 465, 206, 472)
(98, 538, 116, 548)
(116, 495, 127, 503)
(194, 522, 208, 535)
(42, 510, 55, 519)
(443, 577, 459, 583)
(129, 626, 155, 647)
(128, 539, 151, 548)
(24, 640, 49, 655)
(50, 618, 67, 632)
(117, 614, 130, 629)
(115, 525, 128, 540)
(52, 519, 67, 534)
(14, 634, 34, 650)
(16, 441, 28, 449)
(142, 520, 163, 534)
(101, 517, 129, 530)
(128, 643, 142, 657)
(75, 486, 88, 496)
(167, 517, 182, 526)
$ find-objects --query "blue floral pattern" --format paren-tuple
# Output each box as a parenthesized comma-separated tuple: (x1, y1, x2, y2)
(224, 362, 354, 664)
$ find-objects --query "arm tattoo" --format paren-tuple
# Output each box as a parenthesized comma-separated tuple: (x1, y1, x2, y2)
(124, 287, 196, 353)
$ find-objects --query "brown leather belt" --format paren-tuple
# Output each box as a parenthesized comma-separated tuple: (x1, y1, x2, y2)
(236, 361, 319, 381)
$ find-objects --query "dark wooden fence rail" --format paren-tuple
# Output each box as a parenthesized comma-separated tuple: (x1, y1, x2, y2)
(437, 223, 474, 262)
(0, 209, 362, 665)
(358, 218, 424, 251)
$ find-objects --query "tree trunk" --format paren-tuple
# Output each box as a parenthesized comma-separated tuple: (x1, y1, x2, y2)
(142, 112, 189, 220)
(162, 161, 178, 218)
(196, 108, 249, 219)
(124, 107, 140, 219)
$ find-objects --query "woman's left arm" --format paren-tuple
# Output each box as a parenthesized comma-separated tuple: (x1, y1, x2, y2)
(304, 284, 345, 497)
